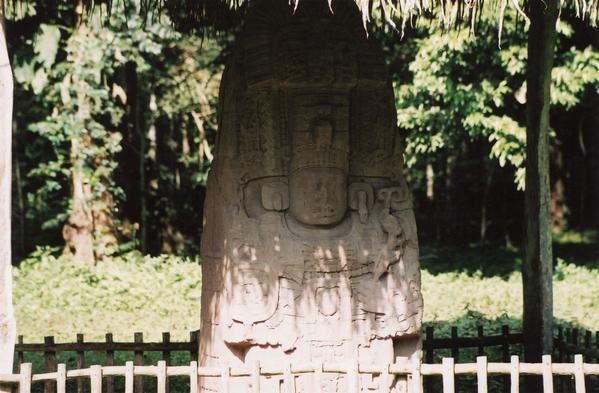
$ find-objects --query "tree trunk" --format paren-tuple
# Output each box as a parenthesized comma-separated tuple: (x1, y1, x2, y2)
(62, 5, 116, 263)
(522, 0, 557, 388)
(586, 91, 599, 230)
(0, 6, 16, 390)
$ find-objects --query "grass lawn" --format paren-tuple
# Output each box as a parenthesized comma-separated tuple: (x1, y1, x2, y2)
(13, 231, 599, 344)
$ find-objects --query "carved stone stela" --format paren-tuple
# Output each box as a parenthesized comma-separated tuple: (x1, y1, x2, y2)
(199, 0, 423, 391)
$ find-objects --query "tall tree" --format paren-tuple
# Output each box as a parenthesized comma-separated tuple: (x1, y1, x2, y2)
(522, 0, 558, 377)
(0, 0, 16, 388)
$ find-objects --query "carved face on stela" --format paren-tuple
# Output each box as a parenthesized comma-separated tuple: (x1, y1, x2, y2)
(289, 118, 349, 226)
(233, 0, 406, 230)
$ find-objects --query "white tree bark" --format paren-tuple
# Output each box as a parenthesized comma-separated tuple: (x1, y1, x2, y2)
(0, 4, 16, 389)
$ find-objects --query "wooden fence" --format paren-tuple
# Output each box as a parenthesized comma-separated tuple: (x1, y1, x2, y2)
(14, 331, 199, 393)
(1, 355, 599, 393)
(11, 325, 599, 392)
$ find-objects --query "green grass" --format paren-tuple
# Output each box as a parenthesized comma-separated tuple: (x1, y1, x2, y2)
(11, 239, 598, 393)
(13, 236, 599, 345)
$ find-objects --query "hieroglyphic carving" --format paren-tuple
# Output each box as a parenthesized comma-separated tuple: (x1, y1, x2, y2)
(199, 0, 422, 391)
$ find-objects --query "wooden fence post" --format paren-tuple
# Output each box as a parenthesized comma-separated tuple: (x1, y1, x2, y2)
(502, 325, 510, 393)
(573, 354, 585, 393)
(125, 361, 134, 393)
(189, 361, 198, 393)
(510, 355, 520, 393)
(134, 332, 143, 393)
(157, 360, 167, 393)
(18, 363, 31, 393)
(56, 363, 66, 393)
(76, 334, 85, 393)
(451, 328, 459, 392)
(477, 326, 485, 356)
(442, 358, 455, 393)
(476, 356, 488, 393)
(542, 354, 554, 393)
(90, 365, 102, 393)
(43, 336, 56, 393)
(411, 357, 422, 393)
(162, 333, 170, 393)
(16, 336, 24, 371)
(595, 331, 599, 392)
(425, 326, 434, 393)
(190, 331, 198, 363)
(105, 333, 114, 393)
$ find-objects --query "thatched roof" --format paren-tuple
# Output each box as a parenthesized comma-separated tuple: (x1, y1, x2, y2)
(155, 0, 597, 33)
(4, 0, 596, 34)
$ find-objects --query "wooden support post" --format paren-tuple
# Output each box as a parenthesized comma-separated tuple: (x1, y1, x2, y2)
(0, 15, 17, 391)
(18, 363, 31, 393)
(76, 334, 85, 393)
(56, 364, 66, 393)
(44, 336, 56, 393)
(134, 332, 143, 393)
(522, 0, 557, 388)
(105, 333, 114, 393)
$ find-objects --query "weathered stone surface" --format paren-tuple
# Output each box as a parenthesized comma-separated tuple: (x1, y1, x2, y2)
(199, 0, 423, 391)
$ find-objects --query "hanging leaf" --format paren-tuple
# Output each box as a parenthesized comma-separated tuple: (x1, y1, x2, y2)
(33, 24, 61, 68)
(31, 68, 49, 94)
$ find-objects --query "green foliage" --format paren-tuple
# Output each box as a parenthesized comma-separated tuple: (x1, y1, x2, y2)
(13, 243, 599, 342)
(14, 250, 201, 342)
(388, 12, 599, 191)
(12, 1, 223, 253)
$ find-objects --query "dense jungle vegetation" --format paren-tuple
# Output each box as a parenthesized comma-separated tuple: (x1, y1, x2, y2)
(6, 0, 599, 339)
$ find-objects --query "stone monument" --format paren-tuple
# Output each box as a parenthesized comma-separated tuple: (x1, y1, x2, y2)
(199, 0, 423, 391)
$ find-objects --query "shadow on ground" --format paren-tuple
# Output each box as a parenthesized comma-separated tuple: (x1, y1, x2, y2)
(420, 230, 599, 278)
